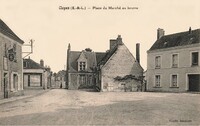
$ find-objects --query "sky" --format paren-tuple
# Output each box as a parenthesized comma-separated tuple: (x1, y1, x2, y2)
(0, 0, 200, 72)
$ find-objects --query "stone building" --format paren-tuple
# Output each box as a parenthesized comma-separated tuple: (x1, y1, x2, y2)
(23, 58, 52, 89)
(147, 28, 200, 92)
(0, 19, 24, 99)
(56, 70, 66, 89)
(51, 70, 66, 89)
(66, 35, 144, 91)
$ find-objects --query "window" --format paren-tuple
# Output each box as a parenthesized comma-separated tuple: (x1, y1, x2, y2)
(192, 52, 199, 66)
(155, 75, 161, 87)
(79, 62, 86, 71)
(155, 56, 161, 68)
(79, 75, 86, 85)
(172, 54, 178, 67)
(171, 75, 178, 87)
(23, 61, 27, 68)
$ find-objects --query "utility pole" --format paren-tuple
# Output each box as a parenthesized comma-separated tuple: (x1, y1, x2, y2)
(22, 39, 34, 59)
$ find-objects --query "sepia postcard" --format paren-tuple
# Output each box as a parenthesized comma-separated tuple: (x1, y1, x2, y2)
(0, 0, 200, 125)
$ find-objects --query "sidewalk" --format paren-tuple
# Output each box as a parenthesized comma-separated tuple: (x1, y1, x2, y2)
(0, 88, 50, 105)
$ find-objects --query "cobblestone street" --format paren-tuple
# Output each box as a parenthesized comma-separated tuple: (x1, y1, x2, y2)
(0, 89, 200, 125)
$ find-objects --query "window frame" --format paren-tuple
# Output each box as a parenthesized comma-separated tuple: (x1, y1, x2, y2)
(23, 61, 28, 68)
(172, 53, 179, 68)
(79, 61, 86, 71)
(155, 56, 161, 69)
(170, 74, 178, 88)
(154, 75, 161, 87)
(191, 52, 199, 66)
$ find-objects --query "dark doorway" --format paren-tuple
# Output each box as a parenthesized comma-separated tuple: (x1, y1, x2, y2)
(3, 73, 8, 98)
(188, 74, 200, 91)
(28, 75, 30, 87)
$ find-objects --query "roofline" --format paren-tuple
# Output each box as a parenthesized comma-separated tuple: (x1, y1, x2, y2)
(0, 32, 24, 44)
(70, 51, 81, 53)
(149, 28, 200, 51)
(23, 58, 46, 69)
(97, 42, 120, 66)
(147, 43, 200, 53)
(162, 28, 200, 38)
(0, 19, 24, 44)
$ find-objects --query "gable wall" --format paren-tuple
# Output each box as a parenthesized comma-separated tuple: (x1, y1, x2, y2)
(101, 45, 143, 91)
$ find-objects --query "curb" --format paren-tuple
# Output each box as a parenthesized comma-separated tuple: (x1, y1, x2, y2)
(0, 89, 51, 105)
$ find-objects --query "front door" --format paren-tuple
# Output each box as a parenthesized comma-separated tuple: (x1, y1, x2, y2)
(3, 73, 8, 98)
(188, 74, 200, 91)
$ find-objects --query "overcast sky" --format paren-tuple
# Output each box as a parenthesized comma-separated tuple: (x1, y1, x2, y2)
(0, 0, 200, 72)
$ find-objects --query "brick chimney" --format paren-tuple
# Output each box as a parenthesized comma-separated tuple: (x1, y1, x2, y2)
(110, 35, 123, 50)
(40, 59, 44, 67)
(110, 39, 117, 50)
(136, 43, 140, 63)
(157, 28, 165, 40)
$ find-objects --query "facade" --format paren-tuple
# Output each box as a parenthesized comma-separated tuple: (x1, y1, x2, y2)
(66, 45, 98, 90)
(0, 19, 24, 99)
(23, 58, 52, 89)
(147, 28, 200, 92)
(66, 35, 144, 91)
(51, 70, 66, 89)
(56, 70, 66, 89)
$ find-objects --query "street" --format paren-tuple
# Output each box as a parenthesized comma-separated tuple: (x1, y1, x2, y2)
(0, 89, 200, 125)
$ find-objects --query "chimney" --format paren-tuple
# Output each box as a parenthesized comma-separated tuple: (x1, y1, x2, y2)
(110, 39, 117, 50)
(189, 27, 192, 34)
(110, 35, 123, 50)
(68, 43, 71, 51)
(117, 35, 123, 45)
(40, 59, 44, 67)
(157, 28, 165, 40)
(136, 43, 140, 63)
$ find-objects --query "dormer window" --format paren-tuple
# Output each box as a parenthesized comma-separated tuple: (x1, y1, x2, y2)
(79, 61, 86, 71)
(77, 51, 87, 71)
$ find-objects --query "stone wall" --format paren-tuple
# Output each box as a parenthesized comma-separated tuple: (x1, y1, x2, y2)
(101, 44, 143, 92)
(0, 33, 24, 99)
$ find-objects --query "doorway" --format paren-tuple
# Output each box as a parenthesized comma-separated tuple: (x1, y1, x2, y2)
(188, 74, 200, 91)
(3, 72, 9, 98)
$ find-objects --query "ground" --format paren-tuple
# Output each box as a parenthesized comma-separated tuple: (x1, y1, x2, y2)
(0, 89, 200, 125)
